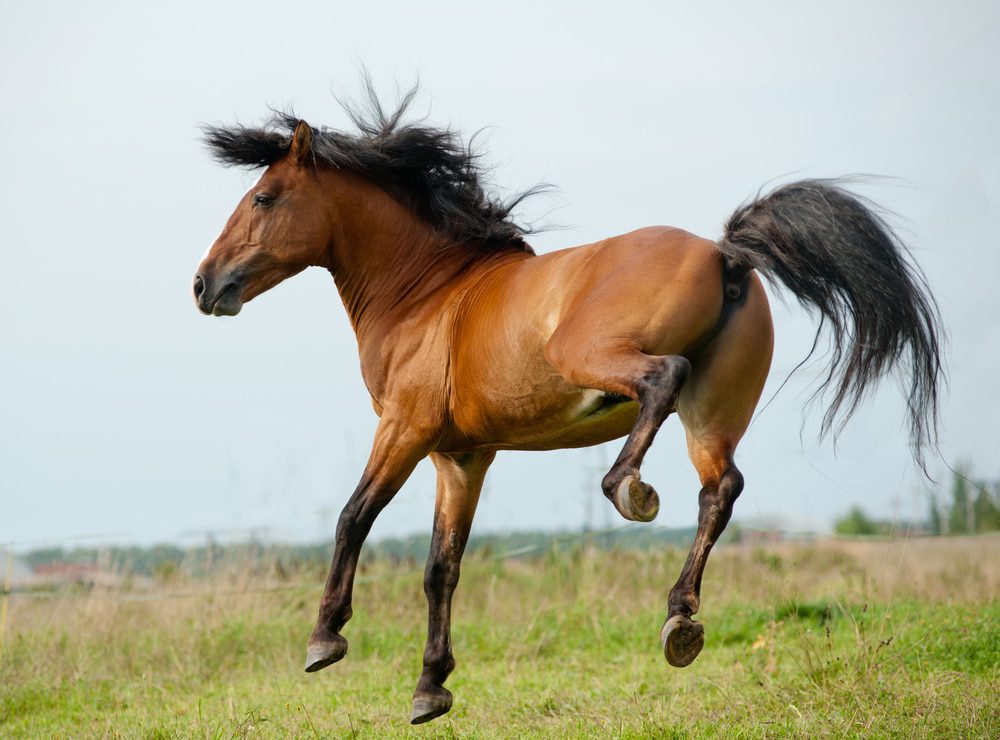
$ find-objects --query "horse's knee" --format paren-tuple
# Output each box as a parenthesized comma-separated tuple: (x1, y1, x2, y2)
(424, 523, 466, 589)
(423, 556, 460, 600)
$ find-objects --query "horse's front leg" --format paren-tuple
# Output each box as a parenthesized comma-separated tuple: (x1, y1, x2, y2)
(411, 450, 494, 724)
(305, 416, 431, 672)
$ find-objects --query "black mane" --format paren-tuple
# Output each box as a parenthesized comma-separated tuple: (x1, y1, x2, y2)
(202, 84, 540, 252)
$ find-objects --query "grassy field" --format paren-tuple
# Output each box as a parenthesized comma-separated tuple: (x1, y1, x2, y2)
(1, 535, 997, 738)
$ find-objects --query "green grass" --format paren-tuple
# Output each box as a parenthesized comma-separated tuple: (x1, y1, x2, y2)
(1, 537, 998, 737)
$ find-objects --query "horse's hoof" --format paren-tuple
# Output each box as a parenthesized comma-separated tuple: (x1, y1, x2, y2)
(410, 686, 453, 724)
(614, 474, 660, 522)
(661, 614, 704, 667)
(304, 633, 348, 673)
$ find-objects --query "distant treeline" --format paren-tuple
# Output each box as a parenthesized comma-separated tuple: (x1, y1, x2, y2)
(21, 464, 998, 578)
(19, 525, 712, 578)
(835, 464, 1000, 537)
(926, 465, 1000, 535)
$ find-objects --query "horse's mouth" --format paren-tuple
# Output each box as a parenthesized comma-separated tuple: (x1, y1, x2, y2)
(210, 283, 243, 316)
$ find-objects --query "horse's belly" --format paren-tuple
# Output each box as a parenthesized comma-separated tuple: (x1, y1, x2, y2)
(505, 396, 639, 450)
(447, 385, 639, 452)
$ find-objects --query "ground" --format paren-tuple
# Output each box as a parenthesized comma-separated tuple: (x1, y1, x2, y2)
(1, 536, 997, 738)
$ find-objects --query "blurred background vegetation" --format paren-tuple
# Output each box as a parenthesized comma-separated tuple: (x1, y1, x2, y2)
(8, 464, 998, 581)
(834, 464, 1000, 536)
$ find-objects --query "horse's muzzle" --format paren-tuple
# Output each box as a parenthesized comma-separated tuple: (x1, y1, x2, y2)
(193, 271, 243, 316)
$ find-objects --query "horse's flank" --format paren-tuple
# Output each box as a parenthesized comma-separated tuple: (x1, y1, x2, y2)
(443, 226, 733, 452)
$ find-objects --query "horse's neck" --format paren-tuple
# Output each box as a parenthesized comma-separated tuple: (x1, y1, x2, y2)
(321, 172, 507, 343)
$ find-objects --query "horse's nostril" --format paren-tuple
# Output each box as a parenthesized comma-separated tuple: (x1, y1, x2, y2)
(193, 274, 205, 298)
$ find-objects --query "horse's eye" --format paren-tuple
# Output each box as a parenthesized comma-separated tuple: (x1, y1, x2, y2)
(253, 193, 275, 208)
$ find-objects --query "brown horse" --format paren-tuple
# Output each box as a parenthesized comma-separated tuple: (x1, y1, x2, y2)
(193, 91, 941, 724)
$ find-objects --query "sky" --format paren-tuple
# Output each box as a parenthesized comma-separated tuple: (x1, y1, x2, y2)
(2, 1, 998, 550)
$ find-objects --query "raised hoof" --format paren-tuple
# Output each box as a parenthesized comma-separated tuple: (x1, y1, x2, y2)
(410, 687, 453, 724)
(661, 614, 705, 667)
(304, 633, 348, 673)
(613, 474, 660, 522)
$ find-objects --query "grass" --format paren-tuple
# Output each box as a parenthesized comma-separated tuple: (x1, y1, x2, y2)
(1, 536, 998, 737)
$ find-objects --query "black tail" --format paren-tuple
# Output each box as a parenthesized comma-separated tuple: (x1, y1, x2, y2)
(718, 178, 943, 466)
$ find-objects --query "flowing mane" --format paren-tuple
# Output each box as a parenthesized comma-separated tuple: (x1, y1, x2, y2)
(202, 85, 540, 252)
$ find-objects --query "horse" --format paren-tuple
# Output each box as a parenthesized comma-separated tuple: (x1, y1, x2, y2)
(193, 89, 942, 724)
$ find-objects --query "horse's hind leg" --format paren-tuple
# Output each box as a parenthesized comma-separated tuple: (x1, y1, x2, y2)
(545, 335, 690, 522)
(663, 274, 772, 667)
(662, 444, 744, 666)
(411, 450, 494, 724)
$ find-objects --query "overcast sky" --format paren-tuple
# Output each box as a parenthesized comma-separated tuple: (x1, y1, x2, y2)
(2, 1, 998, 550)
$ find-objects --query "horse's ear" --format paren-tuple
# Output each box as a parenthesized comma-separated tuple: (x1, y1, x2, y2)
(289, 120, 313, 166)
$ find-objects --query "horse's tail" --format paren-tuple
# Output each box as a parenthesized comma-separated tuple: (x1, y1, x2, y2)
(717, 178, 944, 466)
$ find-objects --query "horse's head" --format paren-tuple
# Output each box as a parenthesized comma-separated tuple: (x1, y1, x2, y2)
(194, 121, 330, 316)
